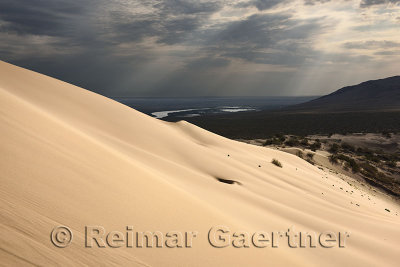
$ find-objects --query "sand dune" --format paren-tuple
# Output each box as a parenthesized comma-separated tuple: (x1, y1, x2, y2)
(1, 60, 400, 266)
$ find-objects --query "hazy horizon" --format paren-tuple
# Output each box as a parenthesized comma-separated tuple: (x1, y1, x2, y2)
(111, 94, 321, 98)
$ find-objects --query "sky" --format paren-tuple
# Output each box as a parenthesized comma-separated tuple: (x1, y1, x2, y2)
(1, 0, 400, 97)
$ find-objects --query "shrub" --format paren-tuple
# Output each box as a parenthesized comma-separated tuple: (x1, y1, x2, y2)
(310, 141, 321, 151)
(272, 159, 282, 168)
(329, 155, 338, 164)
(378, 153, 395, 161)
(263, 139, 273, 146)
(263, 138, 284, 146)
(349, 160, 360, 173)
(337, 154, 359, 173)
(329, 143, 340, 154)
(285, 137, 300, 147)
(277, 134, 286, 142)
(300, 138, 309, 146)
(382, 131, 392, 139)
(387, 161, 396, 168)
(364, 153, 380, 163)
(345, 159, 360, 173)
(329, 154, 359, 173)
(271, 134, 286, 142)
(375, 172, 391, 184)
(341, 143, 355, 152)
(360, 162, 378, 177)
(296, 151, 304, 159)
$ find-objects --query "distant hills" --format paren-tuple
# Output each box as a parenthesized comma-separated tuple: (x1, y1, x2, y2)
(289, 76, 400, 112)
(184, 76, 400, 138)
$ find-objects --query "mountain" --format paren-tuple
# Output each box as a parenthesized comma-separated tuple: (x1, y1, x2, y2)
(290, 76, 400, 112)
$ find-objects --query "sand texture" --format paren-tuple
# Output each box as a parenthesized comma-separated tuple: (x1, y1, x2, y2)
(1, 61, 399, 266)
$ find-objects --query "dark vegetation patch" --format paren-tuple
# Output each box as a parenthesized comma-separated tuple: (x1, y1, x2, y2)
(181, 111, 400, 139)
(263, 134, 285, 146)
(327, 145, 400, 196)
(329, 154, 360, 173)
(341, 142, 355, 153)
(306, 158, 315, 165)
(306, 153, 314, 159)
(363, 177, 400, 197)
(261, 131, 400, 198)
(272, 159, 282, 168)
(329, 143, 340, 154)
(285, 137, 300, 147)
(262, 134, 322, 154)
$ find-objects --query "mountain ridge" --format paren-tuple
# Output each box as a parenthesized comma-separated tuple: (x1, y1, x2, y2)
(289, 76, 400, 112)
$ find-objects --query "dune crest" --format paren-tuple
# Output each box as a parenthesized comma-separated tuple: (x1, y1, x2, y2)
(0, 61, 399, 266)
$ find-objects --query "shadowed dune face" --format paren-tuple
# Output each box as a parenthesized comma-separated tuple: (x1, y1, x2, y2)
(1, 61, 400, 266)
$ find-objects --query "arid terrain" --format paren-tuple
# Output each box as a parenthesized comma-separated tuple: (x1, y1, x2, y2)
(240, 133, 400, 198)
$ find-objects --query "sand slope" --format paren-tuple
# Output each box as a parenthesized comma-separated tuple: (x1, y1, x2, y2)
(0, 60, 399, 266)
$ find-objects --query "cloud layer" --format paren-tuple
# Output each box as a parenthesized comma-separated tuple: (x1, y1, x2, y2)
(0, 0, 399, 96)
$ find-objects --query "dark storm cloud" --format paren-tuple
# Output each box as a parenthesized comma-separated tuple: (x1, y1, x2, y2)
(374, 50, 400, 55)
(343, 40, 400, 49)
(153, 0, 221, 14)
(0, 0, 91, 36)
(295, 0, 400, 7)
(0, 0, 225, 95)
(360, 0, 400, 7)
(112, 15, 203, 45)
(207, 14, 324, 66)
(0, 0, 222, 47)
(246, 0, 290, 10)
(304, 0, 332, 5)
(184, 57, 231, 70)
(238, 0, 340, 9)
(107, 0, 222, 45)
(0, 0, 398, 97)
(214, 13, 292, 46)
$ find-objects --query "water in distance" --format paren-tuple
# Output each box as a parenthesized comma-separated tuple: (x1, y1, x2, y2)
(112, 96, 317, 120)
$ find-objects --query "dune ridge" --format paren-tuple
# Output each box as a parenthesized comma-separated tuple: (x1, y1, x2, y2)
(0, 60, 399, 266)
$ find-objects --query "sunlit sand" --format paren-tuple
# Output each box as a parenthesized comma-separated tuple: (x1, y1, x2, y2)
(1, 61, 399, 266)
